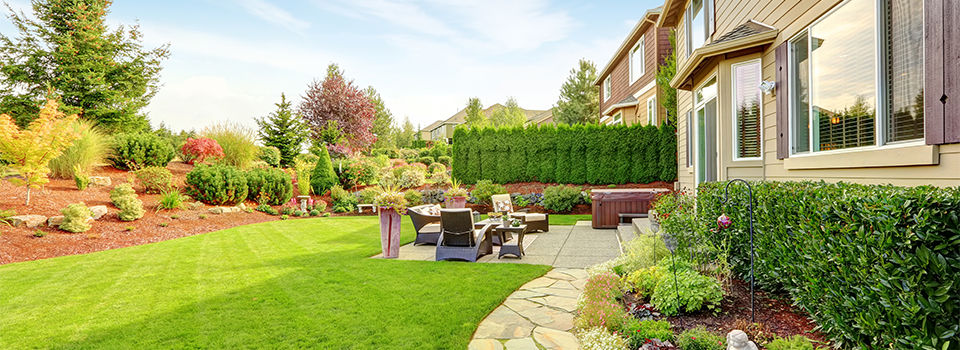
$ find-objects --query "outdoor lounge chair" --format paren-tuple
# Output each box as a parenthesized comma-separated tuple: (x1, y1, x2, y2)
(491, 194, 549, 233)
(436, 209, 494, 262)
(407, 204, 442, 245)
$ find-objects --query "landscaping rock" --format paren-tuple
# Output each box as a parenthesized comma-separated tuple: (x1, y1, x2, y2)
(89, 176, 112, 187)
(209, 206, 242, 214)
(47, 216, 64, 227)
(90, 205, 108, 220)
(9, 215, 46, 228)
(532, 327, 578, 350)
(468, 339, 504, 350)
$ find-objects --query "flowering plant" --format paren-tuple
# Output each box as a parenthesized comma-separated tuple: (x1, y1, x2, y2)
(373, 186, 407, 214)
(444, 178, 469, 198)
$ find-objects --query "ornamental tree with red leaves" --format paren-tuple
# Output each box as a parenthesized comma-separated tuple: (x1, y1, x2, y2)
(180, 137, 224, 165)
(298, 64, 376, 153)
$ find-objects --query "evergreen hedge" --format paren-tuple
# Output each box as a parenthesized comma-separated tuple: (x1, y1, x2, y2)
(696, 181, 960, 348)
(452, 124, 676, 184)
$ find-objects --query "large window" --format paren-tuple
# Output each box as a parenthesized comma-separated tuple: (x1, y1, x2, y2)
(647, 97, 657, 126)
(630, 36, 645, 83)
(789, 0, 923, 155)
(686, 0, 707, 55)
(686, 111, 693, 167)
(733, 60, 762, 159)
(603, 76, 612, 102)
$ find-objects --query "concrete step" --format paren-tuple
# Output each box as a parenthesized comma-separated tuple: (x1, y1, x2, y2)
(631, 217, 654, 236)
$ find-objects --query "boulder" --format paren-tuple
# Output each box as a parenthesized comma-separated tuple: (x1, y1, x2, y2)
(209, 206, 242, 214)
(9, 215, 47, 228)
(47, 216, 65, 227)
(90, 205, 108, 220)
(88, 176, 112, 187)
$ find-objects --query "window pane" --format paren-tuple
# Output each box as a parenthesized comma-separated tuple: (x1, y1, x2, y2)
(885, 0, 924, 142)
(791, 35, 810, 153)
(690, 0, 705, 52)
(686, 111, 693, 167)
(810, 0, 876, 151)
(734, 61, 762, 158)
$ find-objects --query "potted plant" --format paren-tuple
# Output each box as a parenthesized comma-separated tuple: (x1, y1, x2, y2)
(444, 178, 469, 209)
(374, 186, 407, 259)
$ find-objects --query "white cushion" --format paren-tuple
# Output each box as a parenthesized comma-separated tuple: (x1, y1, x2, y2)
(523, 213, 546, 221)
(420, 223, 441, 233)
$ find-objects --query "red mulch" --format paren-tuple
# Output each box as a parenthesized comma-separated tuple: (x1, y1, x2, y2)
(499, 181, 674, 195)
(627, 278, 829, 346)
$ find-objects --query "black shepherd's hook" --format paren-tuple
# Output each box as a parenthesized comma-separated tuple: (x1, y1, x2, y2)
(721, 179, 757, 323)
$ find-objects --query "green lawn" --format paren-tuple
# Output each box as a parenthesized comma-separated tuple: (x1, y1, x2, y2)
(549, 214, 591, 225)
(0, 217, 550, 349)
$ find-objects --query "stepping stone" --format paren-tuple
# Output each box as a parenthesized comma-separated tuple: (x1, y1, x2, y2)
(508, 290, 548, 300)
(529, 296, 578, 313)
(511, 305, 574, 331)
(519, 277, 555, 290)
(9, 215, 46, 228)
(570, 279, 587, 291)
(527, 287, 581, 299)
(90, 205, 108, 220)
(504, 338, 539, 350)
(504, 299, 542, 314)
(544, 270, 577, 281)
(468, 339, 504, 350)
(550, 281, 578, 290)
(555, 268, 588, 280)
(473, 306, 535, 339)
(532, 327, 579, 350)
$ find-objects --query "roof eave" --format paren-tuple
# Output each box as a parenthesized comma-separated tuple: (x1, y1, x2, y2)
(593, 8, 663, 86)
(669, 30, 779, 90)
(601, 100, 640, 116)
(657, 0, 687, 28)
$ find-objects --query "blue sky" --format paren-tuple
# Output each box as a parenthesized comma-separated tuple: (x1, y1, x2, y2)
(2, 0, 664, 132)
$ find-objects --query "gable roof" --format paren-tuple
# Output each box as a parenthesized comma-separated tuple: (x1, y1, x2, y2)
(594, 7, 662, 86)
(670, 20, 778, 90)
(657, 0, 688, 28)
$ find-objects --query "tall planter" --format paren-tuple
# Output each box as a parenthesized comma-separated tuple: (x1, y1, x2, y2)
(446, 196, 467, 209)
(379, 208, 402, 258)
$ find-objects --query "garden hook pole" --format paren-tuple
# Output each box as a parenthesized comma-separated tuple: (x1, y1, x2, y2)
(721, 179, 757, 323)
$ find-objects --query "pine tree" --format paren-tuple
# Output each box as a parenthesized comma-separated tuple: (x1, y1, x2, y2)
(462, 97, 487, 128)
(656, 30, 678, 125)
(394, 116, 415, 148)
(554, 59, 599, 125)
(256, 94, 309, 167)
(490, 97, 526, 128)
(310, 146, 338, 196)
(0, 0, 169, 131)
(364, 86, 396, 149)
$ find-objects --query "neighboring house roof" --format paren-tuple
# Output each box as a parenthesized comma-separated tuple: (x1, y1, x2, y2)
(670, 20, 778, 90)
(429, 103, 549, 131)
(423, 120, 443, 132)
(601, 96, 640, 116)
(594, 7, 663, 86)
(526, 108, 554, 125)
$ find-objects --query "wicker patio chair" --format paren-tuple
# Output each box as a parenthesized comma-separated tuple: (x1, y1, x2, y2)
(491, 194, 550, 233)
(407, 204, 442, 245)
(436, 209, 494, 262)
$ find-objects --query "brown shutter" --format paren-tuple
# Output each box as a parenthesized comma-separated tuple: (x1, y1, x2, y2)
(775, 42, 789, 159)
(927, 0, 960, 144)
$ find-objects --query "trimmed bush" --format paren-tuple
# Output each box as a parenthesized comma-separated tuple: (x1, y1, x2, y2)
(255, 203, 279, 215)
(179, 137, 224, 165)
(109, 133, 175, 170)
(59, 203, 93, 233)
(73, 167, 89, 191)
(258, 146, 281, 167)
(676, 327, 725, 350)
(184, 164, 248, 205)
(694, 181, 960, 348)
(49, 120, 111, 179)
(620, 319, 674, 348)
(436, 155, 451, 166)
(133, 166, 173, 194)
(404, 189, 423, 206)
(330, 185, 357, 213)
(766, 335, 815, 350)
(356, 187, 380, 204)
(310, 147, 338, 195)
(469, 180, 505, 205)
(540, 185, 583, 213)
(246, 167, 293, 205)
(110, 184, 144, 221)
(201, 122, 259, 169)
(452, 123, 675, 184)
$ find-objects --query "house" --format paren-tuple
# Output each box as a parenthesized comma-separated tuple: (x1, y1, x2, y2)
(594, 7, 673, 126)
(658, 0, 960, 190)
(422, 104, 553, 143)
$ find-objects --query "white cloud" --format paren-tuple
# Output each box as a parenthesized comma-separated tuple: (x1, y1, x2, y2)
(237, 0, 311, 34)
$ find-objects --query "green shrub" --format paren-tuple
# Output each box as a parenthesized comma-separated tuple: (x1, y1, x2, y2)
(615, 234, 670, 275)
(133, 166, 173, 194)
(202, 122, 259, 168)
(650, 257, 722, 316)
(110, 183, 136, 203)
(398, 166, 425, 189)
(766, 335, 815, 350)
(309, 209, 320, 216)
(258, 146, 281, 167)
(280, 206, 295, 216)
(417, 156, 434, 165)
(312, 200, 327, 212)
(59, 203, 93, 233)
(310, 147, 338, 195)
(255, 203, 278, 215)
(676, 327, 725, 350)
(73, 167, 89, 191)
(49, 120, 111, 179)
(620, 319, 674, 348)
(356, 187, 381, 204)
(695, 181, 960, 348)
(625, 266, 664, 298)
(293, 209, 305, 217)
(157, 190, 184, 211)
(436, 155, 451, 166)
(245, 167, 293, 205)
(404, 189, 423, 206)
(110, 184, 144, 221)
(471, 180, 505, 205)
(109, 133, 175, 170)
(184, 164, 248, 205)
(330, 185, 357, 213)
(296, 153, 319, 164)
(427, 162, 446, 174)
(541, 185, 583, 212)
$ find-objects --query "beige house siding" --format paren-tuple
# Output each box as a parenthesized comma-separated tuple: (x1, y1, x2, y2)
(669, 0, 960, 189)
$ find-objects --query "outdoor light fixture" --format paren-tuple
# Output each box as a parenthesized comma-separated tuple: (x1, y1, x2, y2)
(720, 179, 758, 323)
(759, 81, 776, 95)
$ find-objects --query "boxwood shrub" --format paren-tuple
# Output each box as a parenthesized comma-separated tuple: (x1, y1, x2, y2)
(109, 133, 175, 170)
(696, 181, 960, 348)
(540, 185, 583, 213)
(185, 164, 248, 205)
(245, 167, 293, 205)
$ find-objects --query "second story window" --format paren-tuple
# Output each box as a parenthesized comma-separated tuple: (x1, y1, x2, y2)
(603, 76, 612, 101)
(630, 36, 645, 83)
(686, 0, 712, 55)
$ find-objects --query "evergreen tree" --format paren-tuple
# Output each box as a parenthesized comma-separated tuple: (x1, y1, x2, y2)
(656, 30, 678, 125)
(0, 0, 169, 131)
(256, 94, 309, 167)
(394, 116, 416, 148)
(364, 86, 395, 149)
(462, 97, 487, 128)
(554, 59, 599, 125)
(490, 97, 526, 128)
(310, 145, 338, 195)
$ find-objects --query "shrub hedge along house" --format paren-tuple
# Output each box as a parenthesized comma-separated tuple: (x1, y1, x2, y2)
(654, 0, 960, 348)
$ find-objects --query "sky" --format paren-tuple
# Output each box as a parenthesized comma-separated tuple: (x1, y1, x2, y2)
(1, 0, 665, 132)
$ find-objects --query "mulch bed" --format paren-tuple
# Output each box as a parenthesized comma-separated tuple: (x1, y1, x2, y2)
(625, 278, 829, 346)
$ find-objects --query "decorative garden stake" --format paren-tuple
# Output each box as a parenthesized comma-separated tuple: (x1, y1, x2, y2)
(720, 179, 758, 322)
(659, 230, 683, 328)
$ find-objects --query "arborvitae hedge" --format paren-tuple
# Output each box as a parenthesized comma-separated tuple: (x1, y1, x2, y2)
(452, 124, 677, 184)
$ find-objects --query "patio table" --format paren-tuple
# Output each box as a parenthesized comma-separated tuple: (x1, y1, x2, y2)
(474, 219, 514, 245)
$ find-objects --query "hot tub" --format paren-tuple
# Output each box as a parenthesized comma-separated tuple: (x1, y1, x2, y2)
(590, 188, 669, 229)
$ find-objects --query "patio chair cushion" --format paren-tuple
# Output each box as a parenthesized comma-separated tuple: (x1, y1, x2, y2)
(523, 213, 547, 222)
(491, 194, 513, 213)
(422, 204, 441, 216)
(420, 223, 441, 234)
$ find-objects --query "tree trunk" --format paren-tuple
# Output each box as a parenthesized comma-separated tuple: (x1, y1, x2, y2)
(25, 186, 31, 206)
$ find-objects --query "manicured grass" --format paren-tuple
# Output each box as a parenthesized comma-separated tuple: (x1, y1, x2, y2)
(0, 217, 550, 349)
(549, 214, 591, 225)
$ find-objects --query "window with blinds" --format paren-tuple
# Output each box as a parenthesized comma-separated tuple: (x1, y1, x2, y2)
(884, 0, 924, 143)
(733, 60, 762, 159)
